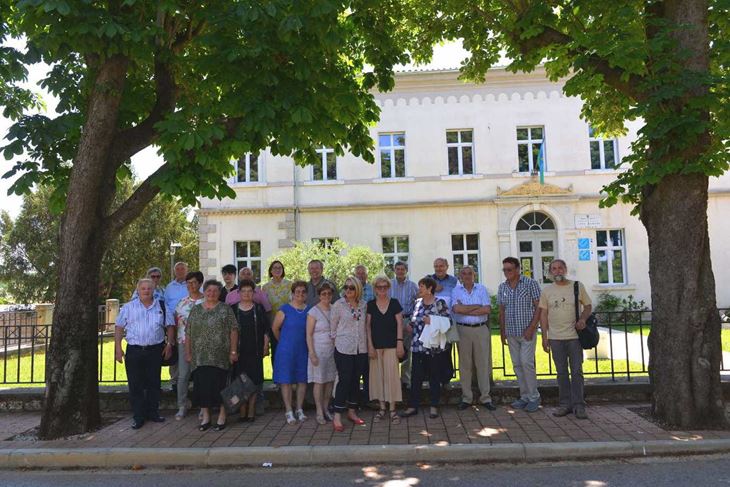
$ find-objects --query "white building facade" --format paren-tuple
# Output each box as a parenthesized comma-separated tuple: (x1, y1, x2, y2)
(198, 67, 730, 307)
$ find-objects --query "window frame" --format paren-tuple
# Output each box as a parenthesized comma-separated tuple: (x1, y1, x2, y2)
(312, 237, 337, 249)
(234, 240, 263, 283)
(595, 229, 627, 285)
(446, 129, 475, 176)
(516, 126, 545, 174)
(450, 233, 481, 282)
(312, 146, 337, 181)
(232, 152, 263, 184)
(378, 132, 407, 179)
(381, 235, 410, 276)
(588, 127, 618, 170)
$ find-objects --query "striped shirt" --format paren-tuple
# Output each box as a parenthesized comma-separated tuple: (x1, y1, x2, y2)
(115, 298, 175, 346)
(390, 278, 418, 316)
(450, 283, 491, 325)
(497, 276, 541, 336)
(164, 280, 188, 313)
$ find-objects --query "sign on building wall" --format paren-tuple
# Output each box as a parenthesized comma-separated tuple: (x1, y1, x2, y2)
(578, 237, 593, 261)
(575, 214, 603, 229)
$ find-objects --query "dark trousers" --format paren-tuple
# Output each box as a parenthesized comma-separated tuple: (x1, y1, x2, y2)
(409, 351, 443, 408)
(125, 343, 164, 422)
(333, 349, 367, 413)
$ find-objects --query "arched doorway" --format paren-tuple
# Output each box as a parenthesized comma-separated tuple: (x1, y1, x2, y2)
(516, 211, 557, 284)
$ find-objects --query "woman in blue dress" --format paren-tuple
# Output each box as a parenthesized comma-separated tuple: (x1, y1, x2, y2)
(272, 280, 310, 424)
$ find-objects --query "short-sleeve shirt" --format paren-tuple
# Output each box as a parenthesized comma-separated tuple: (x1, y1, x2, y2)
(366, 298, 403, 349)
(538, 281, 592, 340)
(450, 283, 491, 325)
(115, 298, 174, 346)
(430, 274, 459, 299)
(174, 295, 204, 343)
(187, 302, 237, 371)
(411, 298, 450, 354)
(390, 278, 418, 316)
(497, 276, 542, 336)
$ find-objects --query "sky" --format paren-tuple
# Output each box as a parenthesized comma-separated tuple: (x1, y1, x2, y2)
(0, 42, 471, 220)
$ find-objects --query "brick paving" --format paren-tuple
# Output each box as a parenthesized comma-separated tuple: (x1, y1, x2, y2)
(1, 404, 729, 450)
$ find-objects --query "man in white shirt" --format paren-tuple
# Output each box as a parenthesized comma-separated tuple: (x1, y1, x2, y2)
(451, 266, 494, 410)
(115, 279, 175, 429)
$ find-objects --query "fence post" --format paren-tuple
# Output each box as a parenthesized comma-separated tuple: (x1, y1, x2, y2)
(35, 303, 54, 326)
(105, 299, 119, 326)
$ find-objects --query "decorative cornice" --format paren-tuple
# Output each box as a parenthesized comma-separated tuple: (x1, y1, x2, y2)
(497, 179, 573, 197)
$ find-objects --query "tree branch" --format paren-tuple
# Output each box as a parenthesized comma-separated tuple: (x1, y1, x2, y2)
(110, 56, 177, 166)
(105, 163, 169, 238)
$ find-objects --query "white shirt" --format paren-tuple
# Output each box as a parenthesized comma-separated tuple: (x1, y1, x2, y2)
(450, 283, 491, 325)
(115, 298, 174, 346)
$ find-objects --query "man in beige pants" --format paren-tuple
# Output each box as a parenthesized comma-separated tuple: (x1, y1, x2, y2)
(451, 266, 494, 410)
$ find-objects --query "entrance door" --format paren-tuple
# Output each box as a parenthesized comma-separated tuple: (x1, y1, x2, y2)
(515, 212, 557, 285)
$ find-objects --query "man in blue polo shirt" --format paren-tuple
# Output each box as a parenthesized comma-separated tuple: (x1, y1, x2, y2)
(429, 258, 458, 302)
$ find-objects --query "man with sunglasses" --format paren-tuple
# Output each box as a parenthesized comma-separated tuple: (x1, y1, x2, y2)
(130, 267, 165, 302)
(497, 257, 542, 413)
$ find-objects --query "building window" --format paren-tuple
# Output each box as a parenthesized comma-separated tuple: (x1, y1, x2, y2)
(516, 126, 545, 173)
(596, 230, 626, 284)
(451, 233, 480, 281)
(234, 153, 261, 183)
(446, 129, 474, 175)
(589, 127, 618, 169)
(382, 236, 409, 276)
(313, 147, 337, 181)
(379, 133, 406, 178)
(235, 241, 262, 283)
(312, 237, 337, 249)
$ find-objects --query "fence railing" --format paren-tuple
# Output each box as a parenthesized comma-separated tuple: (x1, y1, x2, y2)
(0, 307, 728, 386)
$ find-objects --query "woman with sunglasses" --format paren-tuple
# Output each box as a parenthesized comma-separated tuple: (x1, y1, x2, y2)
(330, 276, 368, 431)
(272, 280, 310, 424)
(366, 276, 405, 424)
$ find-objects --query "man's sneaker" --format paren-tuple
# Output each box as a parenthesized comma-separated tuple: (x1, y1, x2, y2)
(574, 406, 588, 419)
(552, 406, 572, 417)
(510, 398, 528, 409)
(525, 400, 540, 413)
(457, 402, 472, 411)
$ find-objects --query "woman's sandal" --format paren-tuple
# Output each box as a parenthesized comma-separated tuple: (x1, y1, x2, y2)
(390, 411, 401, 425)
(373, 409, 387, 423)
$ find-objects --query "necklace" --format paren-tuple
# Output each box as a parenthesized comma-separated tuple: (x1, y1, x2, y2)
(292, 303, 307, 313)
(348, 301, 362, 321)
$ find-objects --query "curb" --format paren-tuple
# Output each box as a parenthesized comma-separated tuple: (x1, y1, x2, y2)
(2, 439, 730, 469)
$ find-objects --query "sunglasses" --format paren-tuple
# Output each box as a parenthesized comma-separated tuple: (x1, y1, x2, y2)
(343, 285, 356, 291)
(150, 275, 162, 279)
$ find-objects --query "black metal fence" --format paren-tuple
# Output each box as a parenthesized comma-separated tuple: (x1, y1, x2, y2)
(0, 307, 728, 385)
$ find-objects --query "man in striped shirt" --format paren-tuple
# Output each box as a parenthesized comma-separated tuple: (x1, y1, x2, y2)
(390, 261, 418, 387)
(115, 278, 175, 429)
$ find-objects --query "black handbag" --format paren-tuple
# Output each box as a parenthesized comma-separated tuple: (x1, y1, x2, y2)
(574, 281, 600, 350)
(159, 301, 178, 366)
(220, 369, 258, 414)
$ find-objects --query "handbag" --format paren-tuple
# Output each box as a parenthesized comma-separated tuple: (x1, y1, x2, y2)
(574, 281, 600, 350)
(220, 369, 258, 414)
(159, 301, 178, 366)
(445, 316, 460, 343)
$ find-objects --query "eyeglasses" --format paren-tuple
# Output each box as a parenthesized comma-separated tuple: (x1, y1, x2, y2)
(150, 275, 162, 279)
(343, 285, 356, 291)
(375, 285, 389, 290)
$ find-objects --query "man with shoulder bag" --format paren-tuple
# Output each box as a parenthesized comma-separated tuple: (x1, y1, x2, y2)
(538, 259, 593, 420)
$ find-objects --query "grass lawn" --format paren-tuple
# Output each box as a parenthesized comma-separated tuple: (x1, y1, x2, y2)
(0, 338, 274, 388)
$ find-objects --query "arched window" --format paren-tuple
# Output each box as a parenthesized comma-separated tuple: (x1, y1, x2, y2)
(516, 211, 555, 231)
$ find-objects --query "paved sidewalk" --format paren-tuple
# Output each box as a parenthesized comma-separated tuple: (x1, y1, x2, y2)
(2, 403, 728, 450)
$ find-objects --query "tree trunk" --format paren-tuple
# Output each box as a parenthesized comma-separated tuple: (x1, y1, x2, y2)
(642, 173, 725, 428)
(39, 56, 129, 439)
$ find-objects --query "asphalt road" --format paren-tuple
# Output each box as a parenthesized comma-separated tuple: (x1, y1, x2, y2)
(1, 455, 729, 487)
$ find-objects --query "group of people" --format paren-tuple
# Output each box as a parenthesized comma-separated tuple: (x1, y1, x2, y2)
(114, 255, 593, 432)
